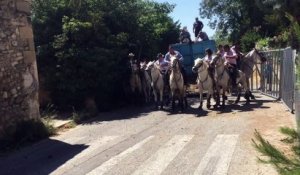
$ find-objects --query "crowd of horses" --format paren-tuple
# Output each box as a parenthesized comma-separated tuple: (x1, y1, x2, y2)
(129, 48, 266, 112)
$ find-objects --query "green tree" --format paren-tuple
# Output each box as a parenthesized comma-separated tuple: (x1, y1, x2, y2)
(199, 0, 300, 49)
(32, 0, 180, 110)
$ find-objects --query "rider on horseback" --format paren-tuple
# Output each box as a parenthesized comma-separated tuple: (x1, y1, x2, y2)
(223, 45, 238, 89)
(203, 48, 216, 90)
(164, 45, 187, 85)
(155, 53, 169, 85)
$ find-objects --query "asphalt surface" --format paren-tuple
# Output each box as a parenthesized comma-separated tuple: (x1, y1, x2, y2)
(0, 93, 295, 175)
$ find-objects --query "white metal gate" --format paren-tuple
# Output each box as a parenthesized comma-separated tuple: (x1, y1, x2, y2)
(249, 47, 296, 112)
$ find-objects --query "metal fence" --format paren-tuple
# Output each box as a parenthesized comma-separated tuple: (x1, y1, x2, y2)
(250, 47, 296, 112)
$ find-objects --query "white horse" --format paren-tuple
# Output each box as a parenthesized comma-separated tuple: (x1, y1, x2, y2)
(169, 56, 186, 111)
(140, 61, 152, 103)
(211, 55, 250, 106)
(129, 60, 142, 95)
(240, 48, 266, 99)
(192, 58, 215, 109)
(146, 61, 164, 109)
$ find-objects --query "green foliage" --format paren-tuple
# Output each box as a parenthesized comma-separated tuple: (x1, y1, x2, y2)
(240, 30, 262, 52)
(32, 0, 180, 110)
(252, 128, 300, 175)
(212, 30, 231, 46)
(199, 0, 300, 46)
(256, 38, 270, 51)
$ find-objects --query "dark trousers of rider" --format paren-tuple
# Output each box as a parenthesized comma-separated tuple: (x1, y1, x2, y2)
(236, 57, 241, 69)
(228, 63, 238, 88)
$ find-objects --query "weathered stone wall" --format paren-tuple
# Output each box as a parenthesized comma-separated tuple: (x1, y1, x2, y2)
(0, 0, 39, 137)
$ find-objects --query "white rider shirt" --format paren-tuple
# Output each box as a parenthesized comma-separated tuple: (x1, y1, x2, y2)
(204, 55, 213, 63)
(164, 51, 184, 64)
(155, 59, 169, 72)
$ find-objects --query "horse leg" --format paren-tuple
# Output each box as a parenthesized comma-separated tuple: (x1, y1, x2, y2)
(198, 90, 203, 110)
(153, 89, 159, 109)
(235, 88, 241, 104)
(249, 91, 255, 100)
(246, 78, 255, 100)
(184, 96, 188, 109)
(159, 89, 164, 110)
(207, 94, 211, 109)
(214, 86, 220, 108)
(172, 95, 175, 111)
(180, 97, 184, 112)
(222, 88, 226, 108)
(244, 90, 251, 104)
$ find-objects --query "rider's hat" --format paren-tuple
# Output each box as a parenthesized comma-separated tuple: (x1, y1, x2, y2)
(128, 53, 135, 58)
(157, 53, 163, 58)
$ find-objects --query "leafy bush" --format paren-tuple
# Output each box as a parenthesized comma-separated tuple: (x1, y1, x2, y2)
(256, 38, 270, 51)
(32, 0, 180, 111)
(240, 30, 262, 52)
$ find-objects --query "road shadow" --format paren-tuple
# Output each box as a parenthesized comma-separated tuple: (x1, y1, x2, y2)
(212, 99, 272, 114)
(0, 139, 88, 175)
(80, 93, 276, 124)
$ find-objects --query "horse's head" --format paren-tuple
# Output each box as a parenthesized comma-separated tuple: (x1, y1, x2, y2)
(246, 48, 267, 64)
(211, 54, 224, 67)
(145, 61, 155, 71)
(170, 56, 180, 71)
(130, 60, 140, 73)
(192, 58, 208, 73)
(140, 61, 147, 70)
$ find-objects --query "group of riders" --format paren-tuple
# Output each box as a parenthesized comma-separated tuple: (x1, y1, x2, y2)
(129, 43, 244, 97)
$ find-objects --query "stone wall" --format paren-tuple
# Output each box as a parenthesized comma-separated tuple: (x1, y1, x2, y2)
(0, 0, 39, 137)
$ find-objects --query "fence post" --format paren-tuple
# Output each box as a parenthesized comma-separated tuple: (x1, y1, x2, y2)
(294, 51, 300, 136)
(278, 50, 284, 100)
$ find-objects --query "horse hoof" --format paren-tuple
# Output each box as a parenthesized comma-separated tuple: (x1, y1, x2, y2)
(207, 104, 211, 109)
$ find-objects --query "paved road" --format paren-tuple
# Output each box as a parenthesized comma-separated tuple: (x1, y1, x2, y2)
(0, 94, 295, 175)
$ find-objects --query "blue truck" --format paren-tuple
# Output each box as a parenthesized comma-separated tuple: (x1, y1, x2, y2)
(171, 40, 217, 77)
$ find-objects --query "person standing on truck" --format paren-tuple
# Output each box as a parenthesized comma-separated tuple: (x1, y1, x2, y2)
(193, 17, 204, 41)
(197, 31, 209, 42)
(164, 45, 187, 85)
(179, 26, 192, 43)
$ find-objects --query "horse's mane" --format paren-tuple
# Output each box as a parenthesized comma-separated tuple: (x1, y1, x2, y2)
(146, 60, 160, 70)
(146, 61, 154, 67)
(194, 58, 203, 65)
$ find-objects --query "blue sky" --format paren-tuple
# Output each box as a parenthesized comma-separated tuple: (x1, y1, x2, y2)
(154, 0, 215, 37)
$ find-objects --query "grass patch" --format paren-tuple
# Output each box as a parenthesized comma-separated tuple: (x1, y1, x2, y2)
(71, 108, 97, 124)
(252, 127, 300, 175)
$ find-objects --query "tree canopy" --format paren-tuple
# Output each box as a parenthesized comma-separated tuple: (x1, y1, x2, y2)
(200, 0, 300, 51)
(32, 0, 180, 110)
